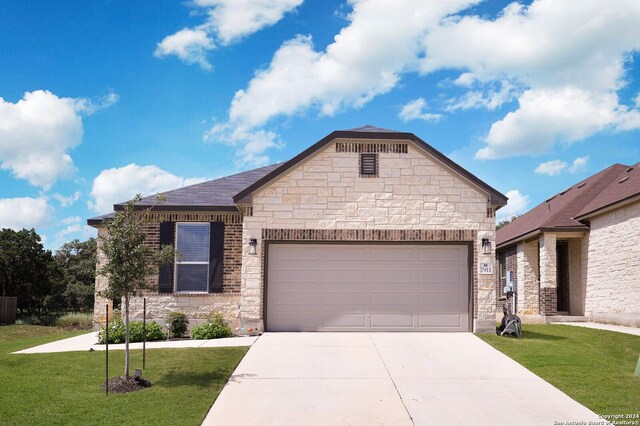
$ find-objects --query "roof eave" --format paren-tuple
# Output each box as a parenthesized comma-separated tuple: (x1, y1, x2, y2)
(497, 225, 589, 249)
(112, 204, 240, 212)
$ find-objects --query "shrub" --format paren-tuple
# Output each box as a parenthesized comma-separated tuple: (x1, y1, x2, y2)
(166, 311, 189, 338)
(191, 313, 232, 340)
(56, 312, 93, 329)
(97, 319, 165, 344)
(17, 314, 58, 326)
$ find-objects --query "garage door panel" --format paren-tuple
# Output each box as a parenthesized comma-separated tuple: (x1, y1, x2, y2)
(370, 291, 414, 306)
(371, 246, 418, 261)
(418, 314, 462, 328)
(322, 291, 370, 305)
(274, 291, 322, 305)
(370, 313, 413, 328)
(323, 313, 366, 328)
(324, 269, 370, 283)
(418, 247, 465, 261)
(267, 244, 469, 332)
(418, 291, 462, 306)
(324, 246, 369, 261)
(370, 269, 414, 283)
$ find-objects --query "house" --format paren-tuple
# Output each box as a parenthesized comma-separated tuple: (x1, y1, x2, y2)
(496, 163, 640, 327)
(89, 126, 508, 333)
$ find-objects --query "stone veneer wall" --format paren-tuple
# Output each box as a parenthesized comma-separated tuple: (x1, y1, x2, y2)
(585, 200, 640, 315)
(516, 239, 540, 315)
(241, 137, 497, 332)
(93, 212, 244, 329)
(539, 233, 557, 316)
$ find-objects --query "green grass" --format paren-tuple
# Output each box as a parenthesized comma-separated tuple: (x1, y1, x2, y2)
(0, 325, 248, 426)
(479, 324, 640, 415)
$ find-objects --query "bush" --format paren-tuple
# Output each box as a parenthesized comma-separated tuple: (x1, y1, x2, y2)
(166, 311, 189, 338)
(17, 314, 58, 326)
(191, 313, 232, 340)
(56, 312, 93, 329)
(97, 319, 165, 344)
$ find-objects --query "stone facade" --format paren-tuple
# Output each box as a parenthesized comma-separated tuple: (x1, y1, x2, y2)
(241, 137, 497, 332)
(538, 233, 557, 316)
(585, 200, 640, 316)
(515, 240, 539, 316)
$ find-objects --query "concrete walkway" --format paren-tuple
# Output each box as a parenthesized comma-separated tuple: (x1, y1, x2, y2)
(12, 331, 257, 354)
(551, 322, 640, 337)
(203, 332, 602, 426)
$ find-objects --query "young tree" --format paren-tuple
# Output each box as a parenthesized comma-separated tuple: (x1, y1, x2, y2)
(97, 196, 174, 378)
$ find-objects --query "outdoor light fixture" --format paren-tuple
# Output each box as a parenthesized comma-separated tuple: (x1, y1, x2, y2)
(249, 238, 257, 255)
(482, 237, 492, 255)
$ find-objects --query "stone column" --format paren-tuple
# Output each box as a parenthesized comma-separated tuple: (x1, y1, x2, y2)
(93, 227, 113, 330)
(539, 233, 557, 316)
(517, 240, 540, 315)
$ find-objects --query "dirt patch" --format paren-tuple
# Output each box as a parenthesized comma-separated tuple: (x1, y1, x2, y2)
(103, 376, 151, 394)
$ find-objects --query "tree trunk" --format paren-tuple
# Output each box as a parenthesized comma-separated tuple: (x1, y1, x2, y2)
(124, 295, 130, 378)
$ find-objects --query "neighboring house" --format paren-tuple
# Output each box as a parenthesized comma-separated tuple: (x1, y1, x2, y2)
(496, 163, 640, 327)
(89, 126, 507, 333)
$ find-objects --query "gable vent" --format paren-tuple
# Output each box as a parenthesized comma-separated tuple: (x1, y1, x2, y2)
(359, 153, 378, 177)
(336, 142, 408, 154)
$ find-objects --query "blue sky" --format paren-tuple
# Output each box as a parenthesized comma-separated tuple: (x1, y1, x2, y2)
(1, 0, 639, 250)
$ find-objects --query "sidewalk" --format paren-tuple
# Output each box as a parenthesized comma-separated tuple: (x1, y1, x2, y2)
(551, 321, 640, 337)
(12, 331, 258, 354)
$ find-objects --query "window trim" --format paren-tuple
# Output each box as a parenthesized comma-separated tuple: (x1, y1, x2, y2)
(174, 222, 210, 293)
(498, 251, 507, 297)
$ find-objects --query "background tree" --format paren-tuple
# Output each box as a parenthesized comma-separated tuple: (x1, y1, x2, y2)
(55, 238, 97, 312)
(98, 195, 174, 378)
(497, 215, 521, 230)
(0, 228, 64, 316)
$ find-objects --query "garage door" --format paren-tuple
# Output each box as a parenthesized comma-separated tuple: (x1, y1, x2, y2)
(266, 244, 470, 332)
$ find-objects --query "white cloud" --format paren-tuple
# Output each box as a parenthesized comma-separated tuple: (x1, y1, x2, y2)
(535, 159, 566, 176)
(398, 98, 442, 122)
(416, 0, 640, 158)
(569, 156, 589, 173)
(88, 164, 206, 214)
(53, 191, 82, 207)
(496, 189, 530, 222)
(56, 216, 82, 239)
(476, 87, 629, 159)
(211, 0, 476, 164)
(0, 90, 117, 189)
(196, 0, 303, 45)
(446, 80, 517, 111)
(0, 196, 53, 230)
(157, 0, 302, 68)
(534, 155, 589, 176)
(154, 29, 215, 71)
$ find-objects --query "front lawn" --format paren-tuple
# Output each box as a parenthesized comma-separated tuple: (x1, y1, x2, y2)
(0, 325, 248, 425)
(479, 324, 640, 416)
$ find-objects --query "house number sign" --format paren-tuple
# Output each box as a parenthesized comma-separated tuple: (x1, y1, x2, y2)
(479, 261, 493, 275)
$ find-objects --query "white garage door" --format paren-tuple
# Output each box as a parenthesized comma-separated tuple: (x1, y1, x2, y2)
(266, 244, 470, 332)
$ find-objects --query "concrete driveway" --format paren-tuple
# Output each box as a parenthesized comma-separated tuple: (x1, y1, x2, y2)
(203, 333, 602, 426)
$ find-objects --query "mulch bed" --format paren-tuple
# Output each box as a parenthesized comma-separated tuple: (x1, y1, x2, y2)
(102, 376, 151, 394)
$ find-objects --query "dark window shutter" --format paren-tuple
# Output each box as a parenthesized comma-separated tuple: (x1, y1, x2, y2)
(209, 222, 224, 293)
(158, 221, 175, 293)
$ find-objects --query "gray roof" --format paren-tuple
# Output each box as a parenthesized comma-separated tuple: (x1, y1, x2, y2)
(346, 124, 400, 133)
(87, 163, 281, 225)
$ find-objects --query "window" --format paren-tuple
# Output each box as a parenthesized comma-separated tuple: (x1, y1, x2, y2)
(175, 223, 210, 292)
(360, 153, 378, 177)
(498, 251, 506, 297)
